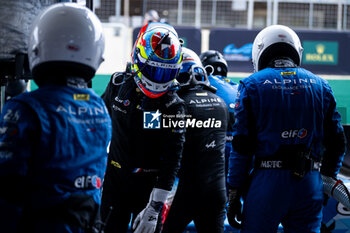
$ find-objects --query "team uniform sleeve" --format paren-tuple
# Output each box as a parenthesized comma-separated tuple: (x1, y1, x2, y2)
(227, 83, 255, 188)
(156, 101, 186, 191)
(0, 100, 39, 231)
(227, 149, 253, 188)
(321, 86, 346, 177)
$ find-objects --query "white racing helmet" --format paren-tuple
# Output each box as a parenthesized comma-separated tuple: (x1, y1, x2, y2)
(28, 3, 105, 82)
(252, 25, 303, 72)
(144, 10, 160, 24)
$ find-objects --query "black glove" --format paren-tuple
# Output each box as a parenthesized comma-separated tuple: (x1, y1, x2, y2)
(226, 188, 242, 229)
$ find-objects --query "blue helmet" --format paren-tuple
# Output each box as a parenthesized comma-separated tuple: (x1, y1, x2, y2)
(177, 47, 210, 88)
(131, 22, 183, 98)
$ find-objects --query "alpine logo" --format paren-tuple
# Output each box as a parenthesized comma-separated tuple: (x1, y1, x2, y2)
(74, 175, 102, 189)
(281, 128, 308, 139)
(189, 97, 222, 104)
(206, 140, 216, 148)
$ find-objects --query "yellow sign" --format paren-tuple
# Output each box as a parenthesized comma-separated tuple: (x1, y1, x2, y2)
(73, 94, 90, 101)
(280, 71, 296, 76)
(302, 41, 338, 65)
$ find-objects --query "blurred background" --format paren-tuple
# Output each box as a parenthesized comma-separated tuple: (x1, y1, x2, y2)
(96, 0, 350, 29)
(1, 0, 349, 124)
(94, 0, 350, 73)
(88, 0, 350, 124)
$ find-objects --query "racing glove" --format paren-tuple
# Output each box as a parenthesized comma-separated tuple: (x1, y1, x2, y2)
(226, 188, 242, 229)
(133, 188, 170, 233)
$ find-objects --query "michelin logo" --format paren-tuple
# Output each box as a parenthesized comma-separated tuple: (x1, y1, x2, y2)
(144, 110, 162, 129)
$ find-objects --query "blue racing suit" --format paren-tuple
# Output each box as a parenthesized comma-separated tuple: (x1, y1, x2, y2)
(227, 59, 346, 233)
(209, 75, 238, 181)
(0, 85, 112, 233)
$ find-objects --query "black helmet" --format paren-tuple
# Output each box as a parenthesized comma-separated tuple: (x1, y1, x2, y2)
(199, 50, 228, 77)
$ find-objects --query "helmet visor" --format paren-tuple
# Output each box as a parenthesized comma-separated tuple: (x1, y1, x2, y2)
(177, 65, 208, 86)
(135, 72, 174, 98)
(136, 52, 181, 83)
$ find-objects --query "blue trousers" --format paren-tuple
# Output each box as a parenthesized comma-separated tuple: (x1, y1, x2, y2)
(241, 170, 324, 233)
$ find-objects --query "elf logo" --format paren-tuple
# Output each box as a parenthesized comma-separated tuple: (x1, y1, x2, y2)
(281, 128, 307, 139)
(74, 175, 102, 189)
